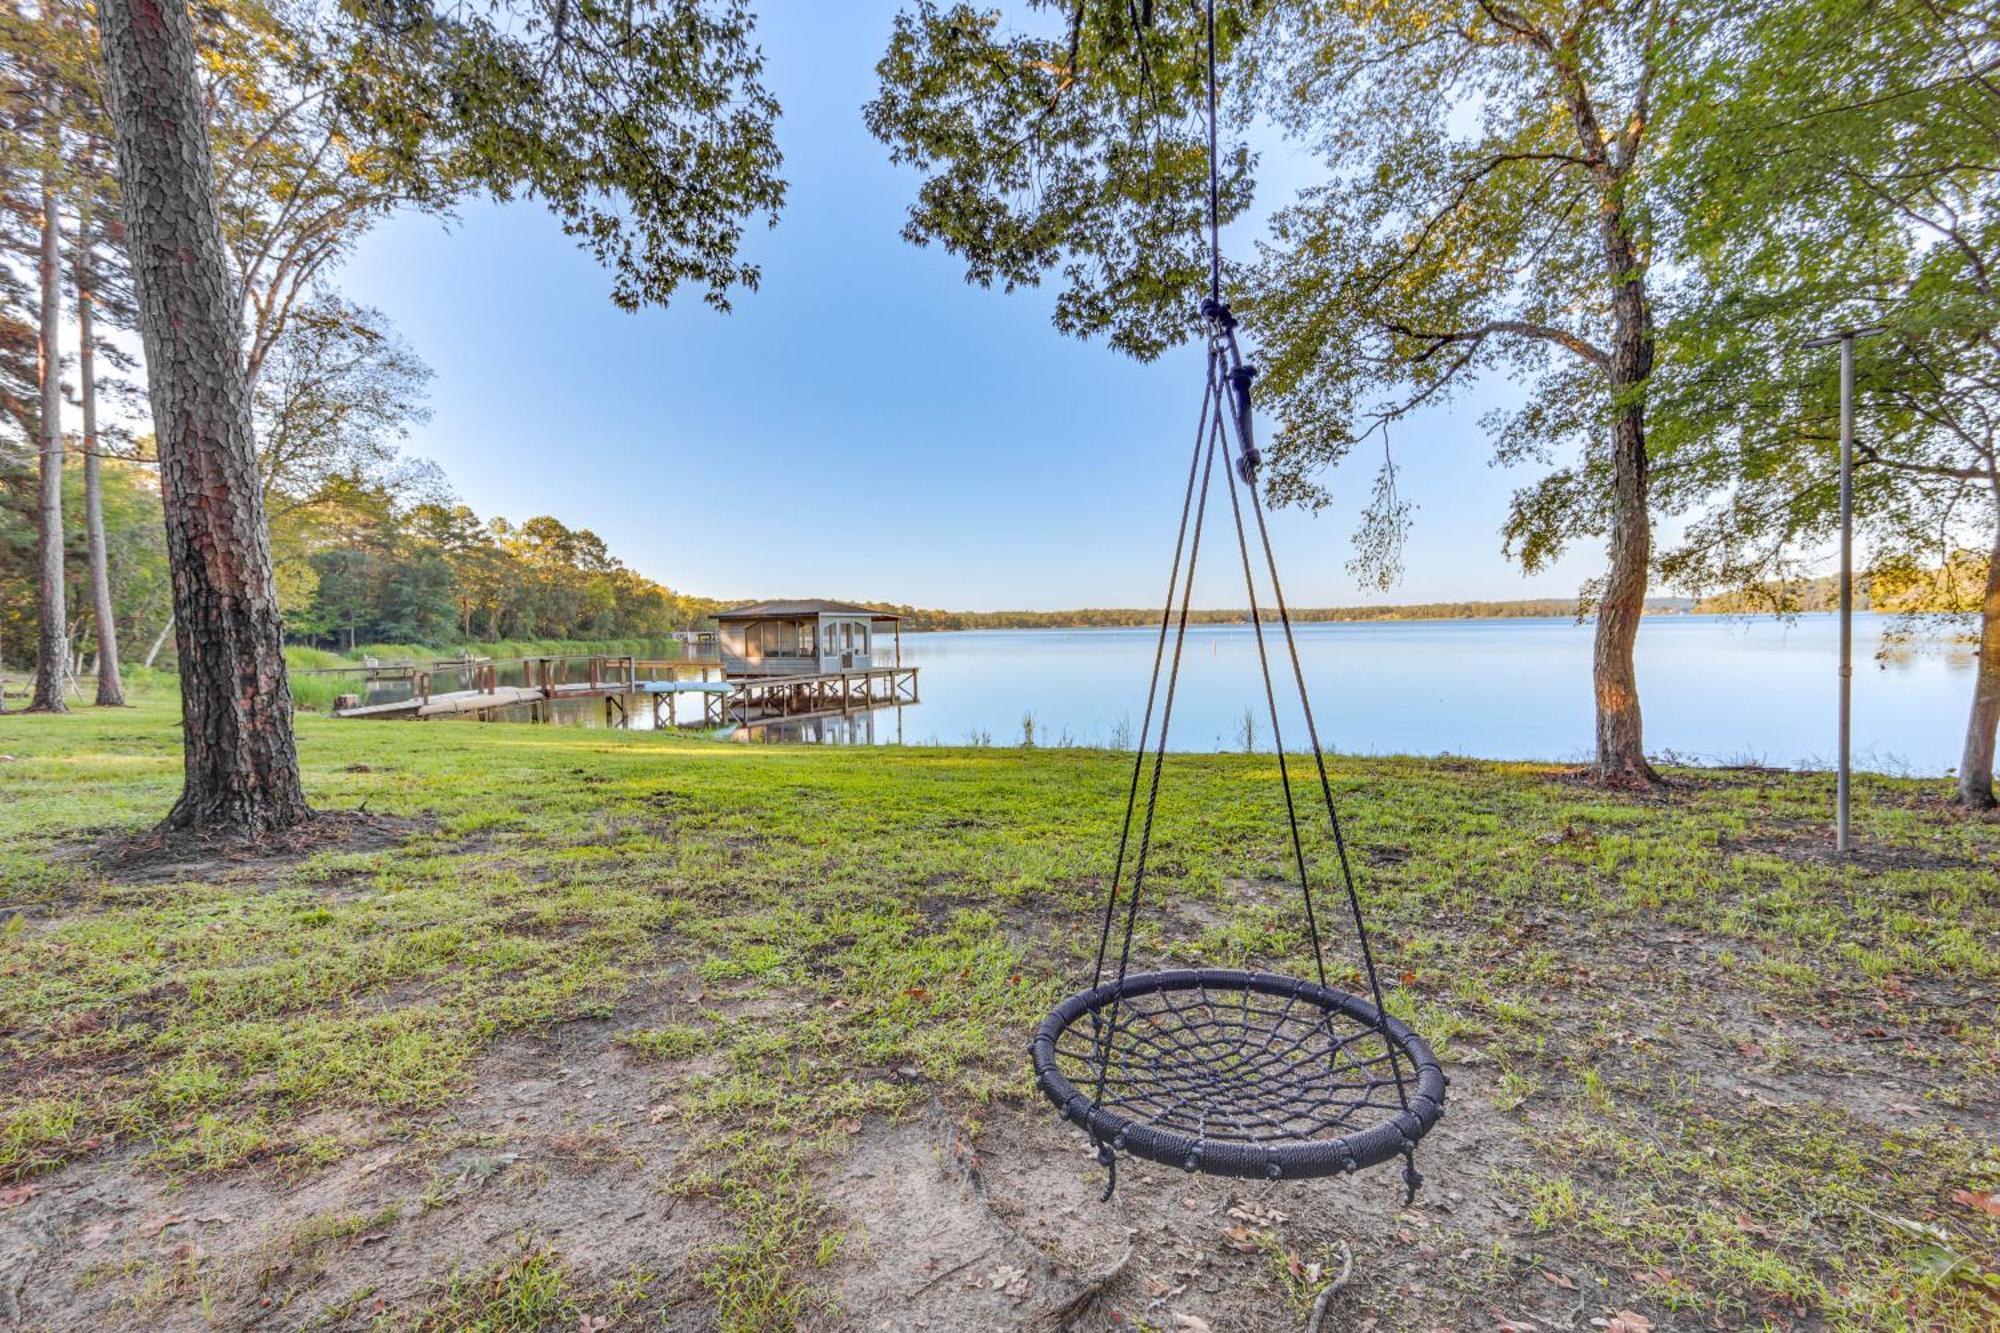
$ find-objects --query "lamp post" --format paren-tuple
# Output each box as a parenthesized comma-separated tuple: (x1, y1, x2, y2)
(1804, 325, 1885, 855)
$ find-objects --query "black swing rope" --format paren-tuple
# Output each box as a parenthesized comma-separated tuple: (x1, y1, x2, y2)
(1047, 0, 1440, 1204)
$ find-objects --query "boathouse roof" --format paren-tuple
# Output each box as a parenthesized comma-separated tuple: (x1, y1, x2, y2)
(713, 599, 902, 621)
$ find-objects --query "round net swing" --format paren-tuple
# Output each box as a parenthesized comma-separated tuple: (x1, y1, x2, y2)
(1029, 0, 1445, 1202)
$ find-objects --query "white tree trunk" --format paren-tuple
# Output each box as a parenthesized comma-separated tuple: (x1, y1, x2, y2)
(78, 205, 126, 707)
(31, 139, 68, 714)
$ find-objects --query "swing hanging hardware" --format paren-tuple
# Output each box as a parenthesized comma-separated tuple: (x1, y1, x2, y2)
(1026, 0, 1442, 1205)
(1201, 298, 1260, 482)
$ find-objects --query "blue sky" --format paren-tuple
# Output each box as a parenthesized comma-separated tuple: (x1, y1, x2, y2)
(338, 0, 1610, 612)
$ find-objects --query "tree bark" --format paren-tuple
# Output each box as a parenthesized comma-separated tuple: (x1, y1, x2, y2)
(1593, 389, 1658, 786)
(96, 0, 310, 835)
(1589, 202, 1659, 786)
(78, 202, 126, 707)
(1956, 524, 2000, 809)
(1552, 51, 1659, 788)
(30, 145, 69, 714)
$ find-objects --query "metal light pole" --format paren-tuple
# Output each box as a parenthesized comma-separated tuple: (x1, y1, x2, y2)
(1805, 325, 1885, 856)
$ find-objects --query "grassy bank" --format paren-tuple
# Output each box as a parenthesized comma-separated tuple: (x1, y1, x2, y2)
(0, 701, 1995, 1330)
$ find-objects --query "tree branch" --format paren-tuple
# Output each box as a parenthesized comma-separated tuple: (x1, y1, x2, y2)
(1381, 317, 1611, 371)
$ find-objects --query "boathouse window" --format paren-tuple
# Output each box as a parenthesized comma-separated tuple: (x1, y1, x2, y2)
(754, 621, 807, 658)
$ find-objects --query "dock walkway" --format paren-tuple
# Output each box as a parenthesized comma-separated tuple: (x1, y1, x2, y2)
(328, 654, 917, 731)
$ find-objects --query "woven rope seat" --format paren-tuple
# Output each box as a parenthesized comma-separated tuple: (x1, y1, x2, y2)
(1033, 969, 1446, 1181)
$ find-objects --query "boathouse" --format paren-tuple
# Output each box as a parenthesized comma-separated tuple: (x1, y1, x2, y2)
(714, 600, 903, 677)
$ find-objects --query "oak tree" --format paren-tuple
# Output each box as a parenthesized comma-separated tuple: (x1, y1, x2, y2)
(868, 1, 1686, 784)
(1656, 0, 2000, 806)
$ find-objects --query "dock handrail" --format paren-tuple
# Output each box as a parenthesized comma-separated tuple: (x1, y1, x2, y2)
(330, 652, 706, 721)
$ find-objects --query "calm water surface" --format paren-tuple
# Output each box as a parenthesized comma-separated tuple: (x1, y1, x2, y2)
(420, 614, 1975, 773)
(878, 615, 1973, 772)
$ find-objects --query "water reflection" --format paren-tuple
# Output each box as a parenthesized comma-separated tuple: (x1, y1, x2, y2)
(339, 613, 1978, 773)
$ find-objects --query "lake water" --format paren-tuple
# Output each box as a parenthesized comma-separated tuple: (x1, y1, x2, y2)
(444, 613, 1978, 774)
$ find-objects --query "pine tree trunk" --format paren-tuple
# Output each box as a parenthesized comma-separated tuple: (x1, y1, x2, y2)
(30, 151, 68, 714)
(1956, 524, 2000, 810)
(96, 0, 310, 836)
(78, 221, 126, 707)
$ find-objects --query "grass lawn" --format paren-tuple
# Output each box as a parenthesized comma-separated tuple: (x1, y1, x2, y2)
(0, 694, 1995, 1331)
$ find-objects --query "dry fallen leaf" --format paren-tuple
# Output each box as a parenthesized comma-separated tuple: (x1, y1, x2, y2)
(1607, 1312, 1654, 1333)
(1171, 1316, 1212, 1333)
(140, 1212, 188, 1237)
(1541, 1270, 1575, 1290)
(1950, 1189, 2000, 1217)
(0, 1184, 40, 1208)
(1733, 1213, 1773, 1239)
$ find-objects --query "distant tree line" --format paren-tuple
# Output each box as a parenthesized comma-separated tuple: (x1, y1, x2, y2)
(1694, 555, 1995, 618)
(1, 457, 722, 658)
(866, 598, 1698, 632)
(290, 494, 724, 652)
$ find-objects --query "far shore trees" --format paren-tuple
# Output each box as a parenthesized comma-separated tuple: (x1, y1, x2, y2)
(867, 1, 1688, 786)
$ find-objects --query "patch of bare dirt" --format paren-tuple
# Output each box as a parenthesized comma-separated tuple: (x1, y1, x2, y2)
(0, 977, 724, 1331)
(1722, 829, 1993, 872)
(85, 811, 430, 886)
(918, 1063, 1663, 1333)
(815, 1108, 1120, 1331)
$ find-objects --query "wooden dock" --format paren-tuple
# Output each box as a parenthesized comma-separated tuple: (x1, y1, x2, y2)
(705, 666, 919, 728)
(328, 653, 917, 732)
(333, 655, 682, 722)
